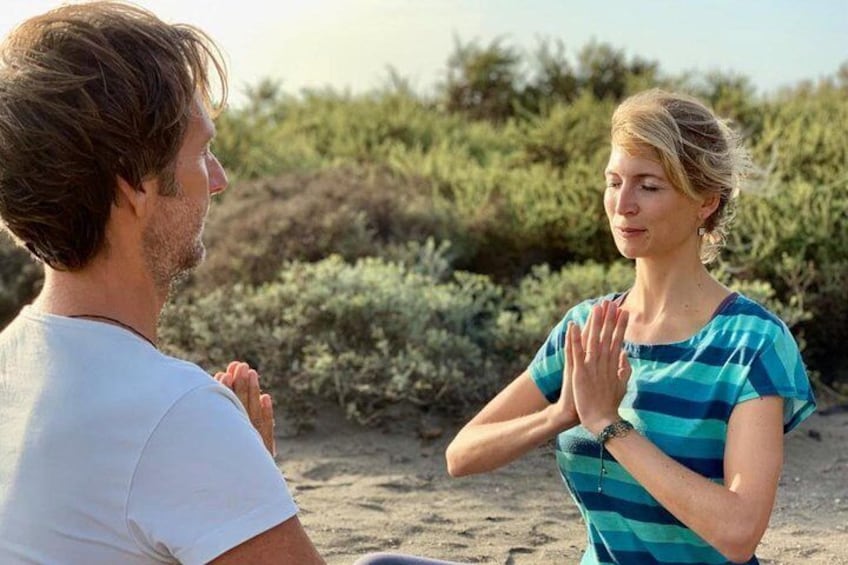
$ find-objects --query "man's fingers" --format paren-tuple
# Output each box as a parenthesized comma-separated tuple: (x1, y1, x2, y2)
(260, 394, 276, 457)
(247, 369, 261, 424)
(226, 362, 275, 457)
(233, 364, 250, 413)
(222, 370, 236, 388)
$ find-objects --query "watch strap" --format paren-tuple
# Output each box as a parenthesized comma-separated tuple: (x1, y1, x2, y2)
(596, 418, 634, 444)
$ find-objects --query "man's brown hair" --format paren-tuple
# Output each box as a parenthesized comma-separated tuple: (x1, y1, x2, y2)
(0, 1, 227, 269)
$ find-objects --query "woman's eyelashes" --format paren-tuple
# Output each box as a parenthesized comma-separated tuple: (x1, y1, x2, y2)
(603, 180, 662, 192)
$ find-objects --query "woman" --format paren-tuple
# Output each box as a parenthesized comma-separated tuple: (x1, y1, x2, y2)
(445, 89, 815, 564)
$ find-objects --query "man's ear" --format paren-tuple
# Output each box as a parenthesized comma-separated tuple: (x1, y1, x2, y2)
(115, 175, 154, 219)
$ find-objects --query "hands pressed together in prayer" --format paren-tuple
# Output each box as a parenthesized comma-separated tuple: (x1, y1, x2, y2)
(556, 300, 632, 436)
(214, 362, 276, 457)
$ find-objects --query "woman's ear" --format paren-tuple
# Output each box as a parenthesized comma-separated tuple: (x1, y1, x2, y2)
(699, 193, 721, 224)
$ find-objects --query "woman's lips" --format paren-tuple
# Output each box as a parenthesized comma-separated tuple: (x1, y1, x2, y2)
(616, 227, 647, 238)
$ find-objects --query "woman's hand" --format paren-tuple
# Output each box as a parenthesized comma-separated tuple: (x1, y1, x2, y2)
(569, 300, 631, 435)
(550, 323, 580, 428)
(214, 361, 276, 457)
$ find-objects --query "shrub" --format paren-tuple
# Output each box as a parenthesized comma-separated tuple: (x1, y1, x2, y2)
(510, 261, 635, 346)
(161, 255, 513, 425)
(513, 94, 613, 170)
(191, 167, 463, 291)
(0, 234, 42, 328)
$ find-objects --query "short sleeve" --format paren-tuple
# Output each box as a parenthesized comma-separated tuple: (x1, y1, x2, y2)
(126, 384, 298, 565)
(527, 300, 594, 403)
(736, 322, 816, 433)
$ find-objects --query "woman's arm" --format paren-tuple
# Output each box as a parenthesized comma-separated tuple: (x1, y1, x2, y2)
(445, 369, 578, 477)
(601, 397, 783, 563)
(572, 301, 785, 563)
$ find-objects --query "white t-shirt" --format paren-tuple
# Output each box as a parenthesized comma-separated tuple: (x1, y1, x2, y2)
(0, 307, 298, 564)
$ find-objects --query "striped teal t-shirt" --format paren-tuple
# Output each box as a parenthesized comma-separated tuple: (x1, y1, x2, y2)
(528, 293, 816, 565)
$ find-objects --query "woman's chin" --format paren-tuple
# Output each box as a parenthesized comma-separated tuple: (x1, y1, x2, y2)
(615, 244, 641, 260)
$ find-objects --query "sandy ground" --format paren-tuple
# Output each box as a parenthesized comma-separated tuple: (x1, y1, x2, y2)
(277, 406, 848, 565)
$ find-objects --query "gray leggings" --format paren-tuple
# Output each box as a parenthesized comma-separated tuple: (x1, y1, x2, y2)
(352, 553, 466, 565)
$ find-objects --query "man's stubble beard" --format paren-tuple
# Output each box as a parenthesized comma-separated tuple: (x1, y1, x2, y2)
(142, 192, 208, 296)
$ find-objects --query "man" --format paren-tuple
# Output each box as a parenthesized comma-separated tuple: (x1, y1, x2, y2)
(0, 3, 468, 564)
(0, 2, 322, 563)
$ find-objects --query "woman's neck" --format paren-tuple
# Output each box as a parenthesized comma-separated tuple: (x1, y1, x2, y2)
(626, 256, 727, 325)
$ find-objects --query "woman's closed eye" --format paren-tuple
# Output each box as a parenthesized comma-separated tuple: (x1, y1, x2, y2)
(604, 182, 662, 191)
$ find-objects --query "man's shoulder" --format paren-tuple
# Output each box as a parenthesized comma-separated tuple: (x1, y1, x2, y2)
(149, 352, 215, 386)
(2, 306, 223, 415)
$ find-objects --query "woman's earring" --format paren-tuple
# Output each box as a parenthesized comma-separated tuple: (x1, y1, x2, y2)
(697, 226, 707, 237)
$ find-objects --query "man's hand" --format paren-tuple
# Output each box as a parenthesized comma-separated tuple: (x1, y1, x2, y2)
(214, 361, 276, 457)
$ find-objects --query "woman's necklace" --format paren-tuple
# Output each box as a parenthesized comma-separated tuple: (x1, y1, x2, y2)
(68, 314, 157, 349)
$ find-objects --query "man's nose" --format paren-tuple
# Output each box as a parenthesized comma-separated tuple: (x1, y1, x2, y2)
(208, 153, 228, 195)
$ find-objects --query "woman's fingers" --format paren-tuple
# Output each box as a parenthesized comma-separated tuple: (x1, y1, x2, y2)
(597, 301, 616, 352)
(570, 323, 585, 372)
(597, 302, 617, 378)
(581, 304, 595, 351)
(611, 307, 628, 353)
(618, 350, 632, 382)
(584, 303, 604, 361)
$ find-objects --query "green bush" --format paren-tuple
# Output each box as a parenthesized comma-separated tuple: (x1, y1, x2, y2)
(513, 94, 613, 170)
(161, 255, 515, 425)
(191, 167, 464, 291)
(3, 44, 845, 410)
(510, 261, 634, 346)
(0, 233, 42, 328)
(161, 255, 809, 426)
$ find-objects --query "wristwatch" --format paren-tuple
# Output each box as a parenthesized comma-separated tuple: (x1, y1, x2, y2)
(596, 419, 634, 444)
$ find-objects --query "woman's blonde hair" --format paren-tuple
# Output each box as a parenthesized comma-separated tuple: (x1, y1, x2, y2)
(610, 89, 751, 263)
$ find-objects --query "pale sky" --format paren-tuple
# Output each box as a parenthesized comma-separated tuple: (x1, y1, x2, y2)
(2, 0, 846, 106)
